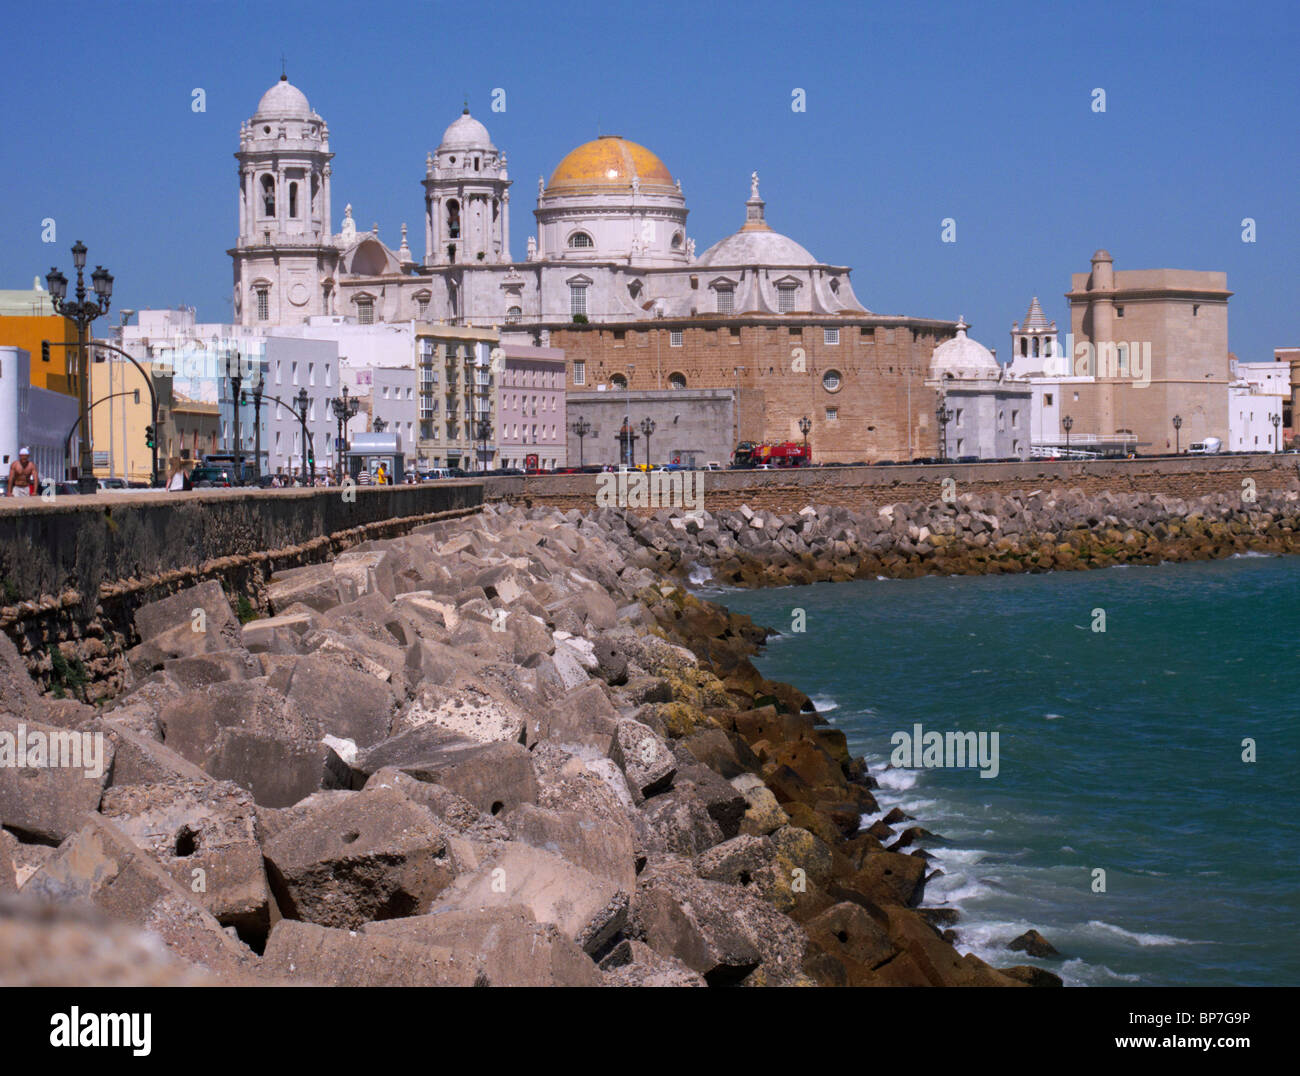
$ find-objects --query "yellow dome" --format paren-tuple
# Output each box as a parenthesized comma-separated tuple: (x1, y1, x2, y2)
(546, 136, 676, 194)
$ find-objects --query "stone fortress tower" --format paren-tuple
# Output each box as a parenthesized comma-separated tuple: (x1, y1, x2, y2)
(229, 75, 339, 327)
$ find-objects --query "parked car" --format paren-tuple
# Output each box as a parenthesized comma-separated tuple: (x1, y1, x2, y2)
(187, 465, 231, 487)
(911, 456, 941, 465)
(97, 477, 129, 491)
(873, 460, 899, 466)
(705, 461, 724, 471)
(956, 455, 981, 463)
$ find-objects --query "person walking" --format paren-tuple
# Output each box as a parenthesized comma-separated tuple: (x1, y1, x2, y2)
(6, 447, 38, 497)
(166, 457, 192, 491)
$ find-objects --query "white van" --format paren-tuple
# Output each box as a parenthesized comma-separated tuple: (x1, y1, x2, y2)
(1188, 437, 1221, 455)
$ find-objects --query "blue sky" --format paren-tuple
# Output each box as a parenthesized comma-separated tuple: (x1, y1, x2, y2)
(3, 0, 1296, 358)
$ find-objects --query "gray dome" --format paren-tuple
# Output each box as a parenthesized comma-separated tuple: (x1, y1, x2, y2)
(254, 77, 315, 120)
(930, 320, 1000, 378)
(439, 110, 495, 151)
(698, 228, 816, 267)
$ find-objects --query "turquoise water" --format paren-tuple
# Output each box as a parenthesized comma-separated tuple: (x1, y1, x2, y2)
(710, 555, 1300, 986)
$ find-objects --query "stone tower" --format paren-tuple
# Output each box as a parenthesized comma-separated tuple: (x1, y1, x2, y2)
(1010, 296, 1059, 370)
(423, 109, 511, 266)
(230, 75, 339, 326)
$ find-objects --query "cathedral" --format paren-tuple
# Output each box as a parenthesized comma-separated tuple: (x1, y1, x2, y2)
(230, 75, 961, 462)
(230, 75, 873, 330)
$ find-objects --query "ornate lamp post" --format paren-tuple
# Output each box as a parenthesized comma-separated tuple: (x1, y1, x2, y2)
(640, 417, 656, 467)
(1172, 413, 1182, 455)
(47, 241, 112, 493)
(477, 417, 491, 472)
(572, 417, 591, 468)
(373, 415, 388, 432)
(935, 397, 953, 461)
(1272, 411, 1282, 453)
(252, 376, 264, 482)
(331, 385, 360, 481)
(1062, 413, 1073, 457)
(296, 386, 312, 481)
(798, 414, 811, 449)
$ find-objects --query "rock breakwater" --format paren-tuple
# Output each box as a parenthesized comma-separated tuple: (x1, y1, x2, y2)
(0, 502, 1047, 987)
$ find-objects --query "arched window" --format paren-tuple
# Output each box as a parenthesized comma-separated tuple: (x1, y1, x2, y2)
(671, 233, 683, 250)
(288, 182, 299, 218)
(610, 373, 627, 390)
(822, 369, 842, 392)
(669, 372, 687, 390)
(260, 175, 275, 216)
(1032, 337, 1040, 358)
(1021, 337, 1028, 357)
(446, 200, 460, 239)
(506, 306, 522, 324)
(568, 232, 593, 249)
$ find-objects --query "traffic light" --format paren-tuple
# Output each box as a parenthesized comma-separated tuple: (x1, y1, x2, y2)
(40, 340, 50, 363)
(144, 425, 156, 449)
(307, 449, 315, 468)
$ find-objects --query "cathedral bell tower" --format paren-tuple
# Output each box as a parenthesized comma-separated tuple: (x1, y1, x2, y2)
(230, 75, 339, 326)
(423, 109, 511, 266)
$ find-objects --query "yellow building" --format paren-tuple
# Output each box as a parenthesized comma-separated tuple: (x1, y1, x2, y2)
(89, 352, 157, 483)
(0, 284, 79, 395)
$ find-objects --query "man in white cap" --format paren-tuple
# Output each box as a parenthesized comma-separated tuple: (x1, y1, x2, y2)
(6, 447, 38, 497)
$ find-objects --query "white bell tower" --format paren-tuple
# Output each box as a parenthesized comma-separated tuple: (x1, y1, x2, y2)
(230, 75, 340, 326)
(423, 109, 511, 266)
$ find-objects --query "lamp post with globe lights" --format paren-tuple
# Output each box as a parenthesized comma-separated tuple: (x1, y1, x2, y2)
(47, 241, 113, 493)
(1172, 414, 1182, 455)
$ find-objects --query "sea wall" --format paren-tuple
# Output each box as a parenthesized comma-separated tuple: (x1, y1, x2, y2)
(0, 483, 483, 697)
(485, 455, 1300, 515)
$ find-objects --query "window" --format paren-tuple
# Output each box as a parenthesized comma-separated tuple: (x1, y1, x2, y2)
(1032, 337, 1039, 358)
(824, 328, 839, 345)
(1193, 304, 1200, 316)
(822, 369, 842, 392)
(671, 233, 683, 250)
(569, 284, 587, 316)
(256, 288, 269, 322)
(669, 330, 683, 347)
(825, 407, 838, 421)
(573, 361, 586, 386)
(1044, 393, 1053, 406)
(729, 327, 740, 343)
(260, 175, 275, 216)
(1012, 409, 1019, 425)
(309, 363, 315, 386)
(1021, 337, 1028, 357)
(1116, 305, 1124, 318)
(357, 298, 374, 325)
(417, 296, 430, 317)
(610, 374, 627, 390)
(716, 288, 734, 315)
(1073, 391, 1079, 402)
(568, 232, 593, 249)
(507, 306, 522, 324)
(669, 372, 687, 390)
(955, 408, 964, 426)
(777, 284, 797, 313)
(288, 182, 299, 218)
(613, 330, 626, 345)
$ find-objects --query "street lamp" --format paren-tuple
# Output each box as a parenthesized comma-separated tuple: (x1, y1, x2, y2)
(935, 397, 953, 461)
(1272, 411, 1282, 453)
(252, 375, 264, 483)
(624, 362, 635, 464)
(48, 241, 112, 493)
(296, 386, 312, 481)
(733, 365, 746, 446)
(798, 414, 811, 449)
(477, 417, 491, 472)
(572, 417, 591, 467)
(640, 417, 656, 466)
(1172, 414, 1183, 455)
(227, 350, 244, 485)
(1063, 413, 1073, 457)
(331, 385, 360, 481)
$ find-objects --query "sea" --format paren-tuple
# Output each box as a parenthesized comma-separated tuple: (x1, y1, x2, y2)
(703, 554, 1300, 987)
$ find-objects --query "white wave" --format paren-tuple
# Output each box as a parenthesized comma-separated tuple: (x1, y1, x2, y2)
(1044, 713, 1065, 721)
(1230, 551, 1274, 559)
(1059, 958, 1142, 985)
(872, 767, 918, 791)
(687, 564, 714, 585)
(1082, 920, 1200, 947)
(810, 694, 840, 713)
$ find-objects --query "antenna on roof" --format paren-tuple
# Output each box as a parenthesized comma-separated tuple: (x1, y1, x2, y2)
(280, 52, 287, 80)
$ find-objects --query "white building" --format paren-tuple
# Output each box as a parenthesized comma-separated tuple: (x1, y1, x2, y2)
(1228, 359, 1285, 452)
(0, 346, 79, 485)
(927, 320, 1032, 460)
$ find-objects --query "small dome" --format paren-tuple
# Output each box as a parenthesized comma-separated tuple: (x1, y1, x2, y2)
(698, 229, 816, 267)
(546, 136, 676, 194)
(439, 110, 495, 151)
(1092, 249, 1113, 261)
(931, 319, 1000, 378)
(254, 76, 315, 120)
